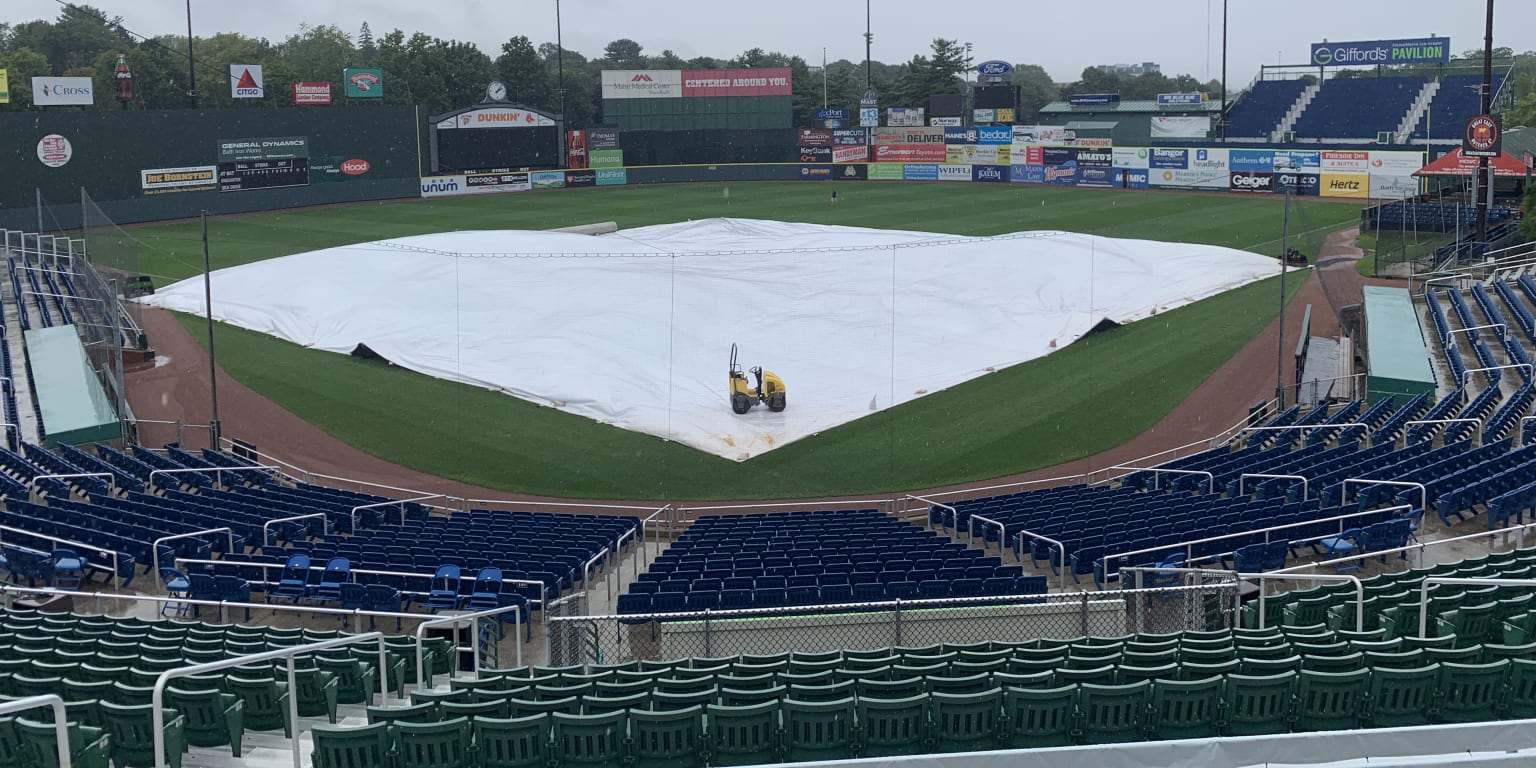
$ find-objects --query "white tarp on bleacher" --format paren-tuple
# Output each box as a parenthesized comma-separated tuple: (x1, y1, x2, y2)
(141, 218, 1278, 460)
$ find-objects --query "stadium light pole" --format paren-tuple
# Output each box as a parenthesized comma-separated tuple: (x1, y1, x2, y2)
(184, 0, 197, 107)
(1219, 0, 1228, 142)
(1475, 0, 1494, 248)
(201, 212, 220, 449)
(1276, 189, 1290, 408)
(864, 0, 872, 88)
(555, 0, 566, 121)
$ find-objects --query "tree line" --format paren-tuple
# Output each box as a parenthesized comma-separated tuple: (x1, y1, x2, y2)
(0, 5, 1240, 128)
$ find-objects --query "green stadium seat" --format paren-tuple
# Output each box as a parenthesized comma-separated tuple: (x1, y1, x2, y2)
(1078, 680, 1150, 744)
(1149, 676, 1222, 740)
(1223, 672, 1295, 735)
(395, 716, 474, 768)
(1436, 659, 1509, 722)
(1000, 684, 1077, 749)
(704, 701, 781, 766)
(1363, 664, 1439, 727)
(629, 705, 706, 768)
(782, 697, 856, 762)
(97, 702, 186, 768)
(1294, 669, 1368, 732)
(470, 714, 550, 768)
(225, 676, 291, 736)
(855, 693, 929, 757)
(930, 689, 1002, 753)
(312, 721, 391, 768)
(164, 686, 244, 755)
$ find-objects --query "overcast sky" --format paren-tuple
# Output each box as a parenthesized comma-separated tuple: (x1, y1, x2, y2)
(10, 0, 1536, 84)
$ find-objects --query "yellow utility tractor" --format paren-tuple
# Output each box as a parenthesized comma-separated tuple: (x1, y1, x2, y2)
(728, 343, 787, 414)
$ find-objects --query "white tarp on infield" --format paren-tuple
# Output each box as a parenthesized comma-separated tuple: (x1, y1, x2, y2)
(141, 219, 1278, 461)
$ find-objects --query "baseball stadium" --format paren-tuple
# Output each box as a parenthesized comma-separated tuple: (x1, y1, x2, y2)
(0, 2, 1535, 766)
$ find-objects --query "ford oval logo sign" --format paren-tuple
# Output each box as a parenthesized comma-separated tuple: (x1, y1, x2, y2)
(977, 60, 1012, 76)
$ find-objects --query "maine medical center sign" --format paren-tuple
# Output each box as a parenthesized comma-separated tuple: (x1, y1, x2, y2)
(1310, 37, 1450, 66)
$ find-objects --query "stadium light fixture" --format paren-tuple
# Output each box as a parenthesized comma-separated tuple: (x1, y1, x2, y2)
(185, 0, 197, 106)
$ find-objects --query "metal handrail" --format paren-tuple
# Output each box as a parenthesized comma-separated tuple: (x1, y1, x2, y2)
(0, 523, 126, 589)
(905, 493, 959, 531)
(1238, 473, 1310, 499)
(1102, 504, 1412, 584)
(147, 465, 280, 490)
(260, 512, 329, 548)
(350, 493, 444, 531)
(1416, 577, 1536, 639)
(1011, 528, 1069, 590)
(910, 474, 1089, 504)
(1247, 572, 1365, 632)
(29, 472, 115, 494)
(171, 558, 548, 610)
(1341, 478, 1429, 513)
(1404, 418, 1482, 443)
(613, 525, 638, 585)
(413, 602, 528, 688)
(152, 527, 234, 583)
(1105, 465, 1213, 493)
(583, 546, 610, 598)
(1237, 423, 1375, 443)
(151, 633, 389, 768)
(0, 695, 71, 768)
(1446, 323, 1508, 342)
(303, 472, 440, 501)
(1275, 521, 1536, 574)
(1463, 363, 1533, 387)
(969, 514, 1006, 556)
(638, 504, 671, 565)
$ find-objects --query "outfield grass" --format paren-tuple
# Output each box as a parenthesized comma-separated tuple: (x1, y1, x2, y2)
(136, 183, 1354, 499)
(132, 183, 1356, 284)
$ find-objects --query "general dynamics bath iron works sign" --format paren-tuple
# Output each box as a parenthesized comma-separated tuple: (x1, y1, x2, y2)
(1310, 37, 1451, 66)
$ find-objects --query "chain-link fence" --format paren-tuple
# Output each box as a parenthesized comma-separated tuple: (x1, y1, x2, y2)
(545, 579, 1240, 668)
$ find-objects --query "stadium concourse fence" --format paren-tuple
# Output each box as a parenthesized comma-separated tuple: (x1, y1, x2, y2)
(543, 579, 1241, 667)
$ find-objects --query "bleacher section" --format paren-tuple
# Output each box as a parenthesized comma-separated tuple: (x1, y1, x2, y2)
(300, 548, 1536, 766)
(1292, 77, 1426, 140)
(0, 602, 455, 768)
(1411, 74, 1507, 141)
(1223, 79, 1309, 139)
(617, 510, 1043, 615)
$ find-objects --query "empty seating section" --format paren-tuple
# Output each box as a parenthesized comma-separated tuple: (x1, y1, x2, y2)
(1223, 79, 1308, 138)
(948, 400, 1466, 584)
(275, 509, 637, 601)
(1292, 77, 1426, 139)
(311, 561, 1536, 767)
(619, 510, 1039, 615)
(1412, 74, 1507, 140)
(1368, 202, 1517, 235)
(0, 601, 452, 768)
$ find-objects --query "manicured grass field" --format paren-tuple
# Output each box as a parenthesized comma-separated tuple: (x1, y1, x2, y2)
(137, 183, 1354, 499)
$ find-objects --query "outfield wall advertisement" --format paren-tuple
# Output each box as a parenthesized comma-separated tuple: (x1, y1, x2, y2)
(410, 143, 1423, 200)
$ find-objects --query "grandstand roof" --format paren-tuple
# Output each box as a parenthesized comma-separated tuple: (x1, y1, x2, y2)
(1415, 147, 1531, 178)
(1041, 100, 1222, 114)
(1063, 120, 1119, 130)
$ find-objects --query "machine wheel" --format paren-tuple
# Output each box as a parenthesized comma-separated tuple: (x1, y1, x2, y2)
(731, 393, 753, 414)
(767, 393, 787, 412)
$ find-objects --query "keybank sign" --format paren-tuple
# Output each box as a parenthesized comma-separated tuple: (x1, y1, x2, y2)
(1310, 37, 1450, 66)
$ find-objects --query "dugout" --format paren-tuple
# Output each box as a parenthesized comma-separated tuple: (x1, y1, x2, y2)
(1360, 286, 1436, 402)
(25, 325, 122, 447)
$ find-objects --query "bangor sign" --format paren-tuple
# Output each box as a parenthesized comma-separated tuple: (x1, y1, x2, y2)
(1310, 37, 1450, 66)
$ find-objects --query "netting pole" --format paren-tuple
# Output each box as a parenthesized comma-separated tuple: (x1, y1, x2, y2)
(202, 212, 221, 448)
(36, 189, 44, 241)
(1276, 188, 1291, 407)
